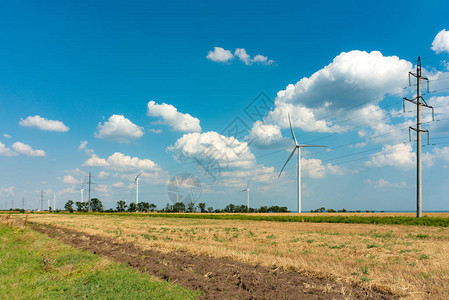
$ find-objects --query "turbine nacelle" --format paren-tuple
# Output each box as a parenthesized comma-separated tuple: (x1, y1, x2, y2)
(278, 114, 326, 178)
(134, 171, 143, 182)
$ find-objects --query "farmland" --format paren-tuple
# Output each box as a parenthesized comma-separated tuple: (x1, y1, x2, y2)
(1, 212, 445, 299)
(0, 217, 199, 299)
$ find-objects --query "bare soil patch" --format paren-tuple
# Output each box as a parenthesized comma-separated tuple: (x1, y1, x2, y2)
(29, 221, 394, 300)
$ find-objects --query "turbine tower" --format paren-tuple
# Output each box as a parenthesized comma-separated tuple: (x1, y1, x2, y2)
(53, 194, 56, 211)
(278, 114, 326, 213)
(240, 179, 251, 211)
(134, 172, 142, 206)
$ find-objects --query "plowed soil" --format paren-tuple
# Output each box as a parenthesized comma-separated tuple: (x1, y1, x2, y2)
(29, 222, 395, 299)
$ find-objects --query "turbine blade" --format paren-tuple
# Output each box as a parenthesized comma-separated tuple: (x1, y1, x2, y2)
(240, 189, 247, 192)
(246, 178, 251, 189)
(278, 147, 297, 178)
(288, 114, 298, 146)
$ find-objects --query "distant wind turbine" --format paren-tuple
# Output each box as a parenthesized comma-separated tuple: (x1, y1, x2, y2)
(278, 114, 326, 213)
(240, 179, 251, 211)
(134, 172, 142, 206)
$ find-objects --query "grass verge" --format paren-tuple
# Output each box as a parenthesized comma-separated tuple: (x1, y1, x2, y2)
(0, 223, 200, 299)
(102, 213, 449, 227)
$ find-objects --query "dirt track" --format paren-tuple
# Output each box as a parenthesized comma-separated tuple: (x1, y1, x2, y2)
(28, 221, 395, 300)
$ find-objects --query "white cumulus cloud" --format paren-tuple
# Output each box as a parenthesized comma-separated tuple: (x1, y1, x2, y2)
(249, 121, 285, 146)
(366, 143, 415, 169)
(83, 152, 161, 171)
(206, 47, 234, 63)
(0, 142, 17, 157)
(147, 100, 201, 132)
(269, 50, 412, 133)
(432, 29, 449, 54)
(78, 141, 94, 155)
(364, 178, 407, 188)
(234, 48, 275, 66)
(63, 175, 79, 184)
(302, 158, 344, 179)
(19, 115, 69, 132)
(11, 142, 45, 157)
(168, 131, 256, 169)
(112, 182, 124, 188)
(95, 115, 144, 143)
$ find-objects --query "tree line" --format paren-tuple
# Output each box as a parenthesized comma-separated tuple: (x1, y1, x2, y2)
(63, 199, 289, 213)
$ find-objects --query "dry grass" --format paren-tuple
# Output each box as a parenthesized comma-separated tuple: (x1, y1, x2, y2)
(22, 213, 449, 299)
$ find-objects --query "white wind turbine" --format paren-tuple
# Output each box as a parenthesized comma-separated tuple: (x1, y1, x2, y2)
(240, 179, 251, 211)
(278, 114, 326, 213)
(134, 172, 142, 206)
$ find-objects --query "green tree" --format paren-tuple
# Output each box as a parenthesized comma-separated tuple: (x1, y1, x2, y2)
(207, 207, 214, 213)
(116, 200, 127, 212)
(64, 200, 74, 213)
(75, 201, 87, 212)
(258, 206, 268, 213)
(224, 204, 236, 213)
(198, 203, 206, 213)
(164, 203, 172, 212)
(128, 202, 137, 212)
(149, 203, 157, 212)
(187, 202, 195, 213)
(90, 198, 103, 212)
(172, 202, 185, 212)
(138, 202, 150, 212)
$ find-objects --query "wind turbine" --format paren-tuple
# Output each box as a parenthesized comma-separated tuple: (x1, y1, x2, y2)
(240, 179, 251, 211)
(134, 172, 142, 206)
(278, 114, 326, 213)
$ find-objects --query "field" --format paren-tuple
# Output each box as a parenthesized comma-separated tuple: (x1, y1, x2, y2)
(0, 217, 199, 299)
(4, 212, 449, 299)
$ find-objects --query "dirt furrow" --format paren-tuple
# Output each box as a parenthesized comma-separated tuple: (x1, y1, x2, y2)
(30, 222, 395, 299)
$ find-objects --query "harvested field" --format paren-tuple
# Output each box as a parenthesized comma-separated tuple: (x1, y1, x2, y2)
(14, 213, 449, 299)
(29, 221, 391, 299)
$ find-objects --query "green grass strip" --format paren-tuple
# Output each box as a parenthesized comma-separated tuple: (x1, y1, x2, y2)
(0, 224, 200, 299)
(98, 213, 449, 227)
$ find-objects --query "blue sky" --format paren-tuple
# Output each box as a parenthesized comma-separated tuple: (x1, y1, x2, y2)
(1, 0, 449, 211)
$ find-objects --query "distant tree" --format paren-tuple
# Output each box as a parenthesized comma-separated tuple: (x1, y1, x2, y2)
(258, 206, 268, 213)
(187, 202, 195, 213)
(75, 201, 87, 212)
(234, 205, 247, 213)
(138, 202, 150, 212)
(116, 200, 127, 212)
(198, 203, 206, 213)
(311, 207, 326, 213)
(128, 202, 137, 212)
(207, 206, 213, 213)
(64, 200, 74, 213)
(149, 203, 157, 212)
(172, 202, 185, 213)
(224, 204, 236, 213)
(90, 198, 103, 212)
(326, 208, 336, 213)
(164, 203, 173, 212)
